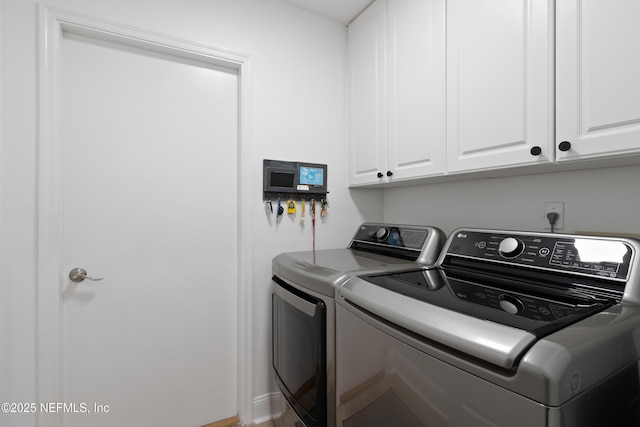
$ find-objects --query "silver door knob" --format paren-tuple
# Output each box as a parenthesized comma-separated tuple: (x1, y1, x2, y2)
(69, 267, 104, 283)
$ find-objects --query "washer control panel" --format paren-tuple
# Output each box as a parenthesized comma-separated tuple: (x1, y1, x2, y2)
(446, 229, 634, 281)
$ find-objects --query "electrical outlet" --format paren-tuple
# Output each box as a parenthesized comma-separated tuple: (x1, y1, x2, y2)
(544, 202, 564, 231)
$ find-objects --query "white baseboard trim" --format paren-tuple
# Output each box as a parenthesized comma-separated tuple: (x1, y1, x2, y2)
(252, 391, 282, 425)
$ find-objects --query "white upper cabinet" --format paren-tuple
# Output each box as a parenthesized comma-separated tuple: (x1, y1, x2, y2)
(348, 0, 446, 186)
(348, 0, 387, 186)
(348, 0, 640, 187)
(556, 0, 640, 161)
(387, 0, 446, 181)
(446, 0, 555, 173)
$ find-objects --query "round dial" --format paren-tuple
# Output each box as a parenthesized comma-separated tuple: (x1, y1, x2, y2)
(499, 294, 524, 315)
(498, 237, 525, 258)
(375, 227, 389, 241)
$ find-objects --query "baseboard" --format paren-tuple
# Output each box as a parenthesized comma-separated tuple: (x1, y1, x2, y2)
(251, 391, 282, 425)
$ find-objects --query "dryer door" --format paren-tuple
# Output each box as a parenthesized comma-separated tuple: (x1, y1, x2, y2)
(272, 276, 327, 427)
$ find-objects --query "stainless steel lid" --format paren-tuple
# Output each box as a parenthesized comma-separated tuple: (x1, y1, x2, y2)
(273, 249, 428, 297)
(272, 223, 446, 297)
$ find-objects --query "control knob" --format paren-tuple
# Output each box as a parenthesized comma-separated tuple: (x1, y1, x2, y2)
(499, 294, 524, 315)
(498, 237, 525, 258)
(375, 227, 389, 241)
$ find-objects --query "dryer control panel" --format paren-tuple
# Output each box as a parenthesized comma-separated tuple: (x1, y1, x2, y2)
(349, 223, 445, 265)
(351, 223, 429, 249)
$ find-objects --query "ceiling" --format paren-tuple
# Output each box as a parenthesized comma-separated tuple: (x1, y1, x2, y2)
(280, 0, 374, 25)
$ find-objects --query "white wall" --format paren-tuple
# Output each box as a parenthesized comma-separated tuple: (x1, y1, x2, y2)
(0, 0, 383, 426)
(383, 164, 640, 237)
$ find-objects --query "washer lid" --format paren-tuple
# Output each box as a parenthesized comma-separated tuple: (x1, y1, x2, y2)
(272, 249, 423, 297)
(338, 274, 538, 369)
(348, 266, 614, 366)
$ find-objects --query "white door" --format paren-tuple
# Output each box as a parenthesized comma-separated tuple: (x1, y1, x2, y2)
(387, 0, 446, 180)
(446, 0, 554, 173)
(556, 0, 640, 161)
(59, 31, 238, 427)
(348, 0, 388, 186)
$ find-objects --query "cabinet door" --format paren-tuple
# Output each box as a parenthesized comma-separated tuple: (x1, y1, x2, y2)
(556, 0, 640, 161)
(387, 0, 446, 180)
(446, 0, 554, 173)
(348, 0, 388, 186)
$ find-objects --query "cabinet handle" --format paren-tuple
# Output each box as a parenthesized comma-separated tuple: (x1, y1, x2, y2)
(530, 146, 542, 156)
(558, 141, 572, 152)
(377, 172, 384, 178)
(386, 171, 393, 177)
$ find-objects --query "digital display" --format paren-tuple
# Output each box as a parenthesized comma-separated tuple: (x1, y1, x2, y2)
(550, 240, 630, 276)
(299, 166, 324, 187)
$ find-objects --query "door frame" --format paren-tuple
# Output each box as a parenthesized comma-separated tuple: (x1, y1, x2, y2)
(36, 5, 253, 426)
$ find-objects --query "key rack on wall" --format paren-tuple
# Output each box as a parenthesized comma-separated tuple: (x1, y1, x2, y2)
(263, 159, 328, 201)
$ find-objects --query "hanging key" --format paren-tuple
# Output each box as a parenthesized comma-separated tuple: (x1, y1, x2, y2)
(287, 200, 297, 214)
(276, 199, 284, 218)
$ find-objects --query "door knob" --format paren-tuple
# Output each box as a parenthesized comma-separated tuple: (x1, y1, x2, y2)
(69, 267, 104, 283)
